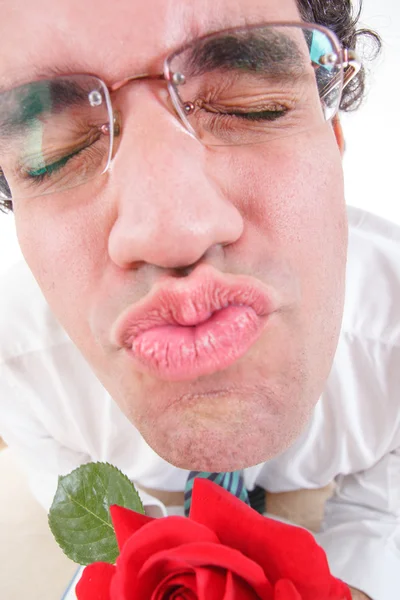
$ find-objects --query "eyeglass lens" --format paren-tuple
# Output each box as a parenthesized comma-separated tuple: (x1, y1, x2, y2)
(0, 75, 113, 201)
(0, 24, 342, 201)
(167, 25, 342, 146)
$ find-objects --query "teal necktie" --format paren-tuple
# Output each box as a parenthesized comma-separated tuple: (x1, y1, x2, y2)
(184, 470, 250, 517)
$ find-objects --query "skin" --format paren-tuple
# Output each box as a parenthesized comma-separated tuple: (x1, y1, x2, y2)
(1, 0, 348, 472)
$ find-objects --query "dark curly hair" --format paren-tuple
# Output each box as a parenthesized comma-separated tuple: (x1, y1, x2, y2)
(0, 0, 382, 213)
(297, 0, 381, 111)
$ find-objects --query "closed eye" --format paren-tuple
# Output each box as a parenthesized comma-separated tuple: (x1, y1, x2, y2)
(222, 109, 287, 121)
(27, 149, 82, 181)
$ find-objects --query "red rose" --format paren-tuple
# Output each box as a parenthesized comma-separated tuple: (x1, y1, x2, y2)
(76, 479, 351, 600)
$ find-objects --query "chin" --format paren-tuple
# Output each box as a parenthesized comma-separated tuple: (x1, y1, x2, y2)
(145, 422, 302, 472)
(137, 387, 311, 472)
(98, 328, 327, 470)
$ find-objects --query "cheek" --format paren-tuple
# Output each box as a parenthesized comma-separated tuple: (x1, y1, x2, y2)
(206, 126, 348, 372)
(14, 192, 110, 342)
(208, 127, 347, 279)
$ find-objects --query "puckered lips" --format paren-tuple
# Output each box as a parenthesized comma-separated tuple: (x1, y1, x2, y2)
(112, 265, 277, 381)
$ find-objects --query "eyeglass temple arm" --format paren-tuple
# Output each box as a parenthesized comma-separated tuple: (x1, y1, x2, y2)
(319, 49, 362, 102)
(342, 50, 362, 88)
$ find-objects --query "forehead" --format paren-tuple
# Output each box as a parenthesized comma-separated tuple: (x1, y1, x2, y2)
(0, 0, 301, 89)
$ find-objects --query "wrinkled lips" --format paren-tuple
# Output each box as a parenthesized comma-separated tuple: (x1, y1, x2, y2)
(112, 268, 276, 382)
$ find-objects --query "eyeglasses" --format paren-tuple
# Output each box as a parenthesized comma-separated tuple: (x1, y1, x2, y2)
(0, 22, 360, 203)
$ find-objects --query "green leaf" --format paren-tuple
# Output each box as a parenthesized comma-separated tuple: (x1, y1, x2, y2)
(48, 462, 144, 565)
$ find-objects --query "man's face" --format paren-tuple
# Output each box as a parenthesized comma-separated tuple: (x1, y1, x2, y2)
(2, 0, 347, 470)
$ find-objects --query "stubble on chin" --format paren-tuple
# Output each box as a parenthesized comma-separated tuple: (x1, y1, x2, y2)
(135, 374, 311, 471)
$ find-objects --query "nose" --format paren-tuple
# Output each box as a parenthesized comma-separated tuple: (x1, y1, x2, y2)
(107, 88, 243, 270)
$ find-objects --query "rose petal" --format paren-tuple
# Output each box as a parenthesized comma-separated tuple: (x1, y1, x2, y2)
(224, 569, 273, 600)
(136, 542, 273, 599)
(110, 517, 221, 600)
(190, 479, 344, 599)
(196, 566, 232, 600)
(109, 504, 154, 551)
(273, 579, 302, 600)
(153, 570, 198, 600)
(75, 562, 115, 600)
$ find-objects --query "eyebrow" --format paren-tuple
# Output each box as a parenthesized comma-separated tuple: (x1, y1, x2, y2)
(0, 25, 309, 104)
(0, 63, 75, 95)
(183, 29, 306, 77)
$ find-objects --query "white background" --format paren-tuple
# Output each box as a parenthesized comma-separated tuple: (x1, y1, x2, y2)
(0, 0, 399, 273)
(341, 0, 400, 222)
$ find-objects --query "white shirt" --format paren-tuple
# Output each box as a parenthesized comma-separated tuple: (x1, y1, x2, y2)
(1, 206, 400, 600)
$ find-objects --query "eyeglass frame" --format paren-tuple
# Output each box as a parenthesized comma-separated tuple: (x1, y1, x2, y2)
(0, 21, 361, 207)
(110, 22, 360, 140)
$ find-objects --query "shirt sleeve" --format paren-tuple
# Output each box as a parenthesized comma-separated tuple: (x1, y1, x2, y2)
(0, 343, 104, 511)
(0, 400, 92, 511)
(316, 448, 400, 600)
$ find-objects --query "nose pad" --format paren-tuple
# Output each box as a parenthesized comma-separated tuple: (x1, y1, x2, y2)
(113, 111, 122, 138)
(110, 111, 123, 158)
(98, 110, 123, 170)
